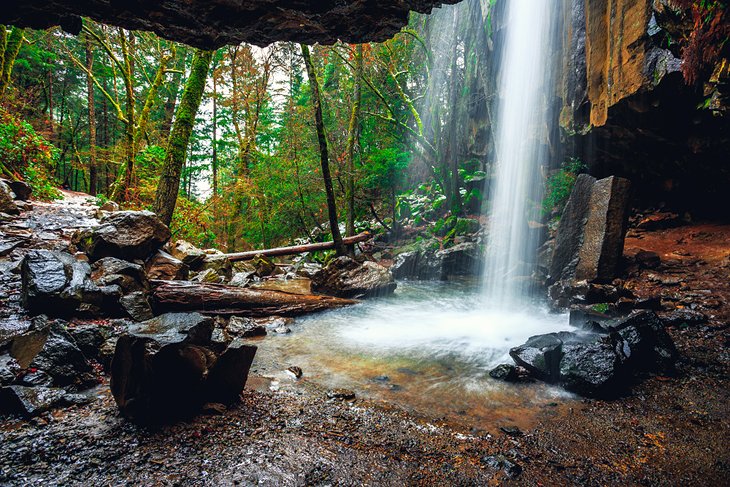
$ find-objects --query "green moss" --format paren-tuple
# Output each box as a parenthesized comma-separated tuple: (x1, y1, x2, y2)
(592, 303, 610, 314)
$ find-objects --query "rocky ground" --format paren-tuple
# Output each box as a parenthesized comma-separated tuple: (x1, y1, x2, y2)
(0, 193, 728, 485)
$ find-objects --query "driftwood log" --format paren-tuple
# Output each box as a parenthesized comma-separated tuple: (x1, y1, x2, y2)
(216, 232, 371, 262)
(150, 280, 357, 316)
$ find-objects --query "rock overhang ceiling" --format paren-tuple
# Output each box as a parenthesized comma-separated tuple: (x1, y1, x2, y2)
(1, 0, 460, 49)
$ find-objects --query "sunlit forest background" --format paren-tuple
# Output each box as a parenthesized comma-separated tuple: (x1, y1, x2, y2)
(1, 5, 505, 251)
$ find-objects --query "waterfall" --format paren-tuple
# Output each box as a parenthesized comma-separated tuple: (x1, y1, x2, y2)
(484, 0, 559, 308)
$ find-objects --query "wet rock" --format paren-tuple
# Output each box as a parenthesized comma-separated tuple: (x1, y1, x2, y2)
(21, 250, 100, 316)
(169, 240, 206, 268)
(145, 250, 188, 280)
(229, 271, 254, 287)
(199, 255, 233, 281)
(91, 257, 148, 294)
(0, 180, 20, 216)
(73, 210, 170, 262)
(550, 175, 631, 284)
(489, 364, 519, 382)
(509, 334, 565, 383)
(437, 242, 482, 277)
(4, 179, 32, 201)
(511, 311, 677, 397)
(119, 291, 154, 322)
(559, 339, 624, 396)
(327, 389, 356, 401)
(499, 425, 524, 437)
(312, 256, 396, 298)
(29, 321, 96, 389)
(227, 316, 267, 338)
(68, 324, 109, 360)
(0, 385, 66, 418)
(252, 254, 276, 277)
(0, 354, 20, 385)
(659, 308, 708, 327)
(481, 454, 522, 479)
(110, 312, 256, 423)
(191, 267, 224, 284)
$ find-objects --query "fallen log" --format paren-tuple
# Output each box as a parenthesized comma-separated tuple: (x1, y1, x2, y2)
(150, 280, 357, 317)
(216, 231, 371, 262)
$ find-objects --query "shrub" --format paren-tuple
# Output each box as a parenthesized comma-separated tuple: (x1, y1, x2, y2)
(542, 158, 586, 216)
(0, 109, 60, 200)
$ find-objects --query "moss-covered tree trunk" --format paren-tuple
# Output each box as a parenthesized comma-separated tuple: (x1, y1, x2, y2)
(300, 44, 346, 257)
(345, 45, 363, 243)
(0, 27, 25, 98)
(85, 35, 98, 195)
(154, 49, 213, 226)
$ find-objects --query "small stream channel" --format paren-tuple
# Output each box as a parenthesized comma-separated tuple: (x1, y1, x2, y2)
(252, 281, 576, 430)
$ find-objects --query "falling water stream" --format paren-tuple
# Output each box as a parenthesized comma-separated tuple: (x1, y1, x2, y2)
(253, 0, 572, 425)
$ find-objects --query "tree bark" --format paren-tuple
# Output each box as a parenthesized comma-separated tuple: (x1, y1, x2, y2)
(300, 44, 346, 256)
(215, 231, 371, 262)
(151, 280, 357, 316)
(0, 27, 25, 98)
(154, 49, 213, 226)
(85, 35, 98, 196)
(345, 45, 363, 242)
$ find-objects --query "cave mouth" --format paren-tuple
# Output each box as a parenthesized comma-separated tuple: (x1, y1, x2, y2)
(0, 0, 460, 49)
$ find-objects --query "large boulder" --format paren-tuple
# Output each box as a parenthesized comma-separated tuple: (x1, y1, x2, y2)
(509, 311, 677, 397)
(437, 242, 482, 277)
(391, 249, 443, 280)
(110, 313, 257, 423)
(3, 179, 32, 201)
(73, 210, 170, 262)
(312, 256, 396, 298)
(0, 385, 66, 418)
(550, 175, 631, 285)
(21, 250, 103, 315)
(28, 321, 97, 389)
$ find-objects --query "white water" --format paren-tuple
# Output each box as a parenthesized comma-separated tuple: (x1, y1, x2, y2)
(484, 0, 558, 307)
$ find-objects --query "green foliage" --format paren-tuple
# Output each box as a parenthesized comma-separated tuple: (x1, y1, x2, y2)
(542, 158, 586, 217)
(169, 196, 216, 248)
(592, 303, 610, 314)
(0, 109, 60, 200)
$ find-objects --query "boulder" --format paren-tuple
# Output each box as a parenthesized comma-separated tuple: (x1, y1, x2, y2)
(437, 242, 482, 277)
(191, 267, 224, 284)
(511, 310, 678, 397)
(390, 249, 443, 280)
(227, 316, 267, 338)
(146, 250, 188, 280)
(488, 364, 519, 382)
(0, 354, 20, 385)
(73, 210, 170, 262)
(312, 256, 396, 298)
(0, 385, 66, 418)
(110, 312, 256, 423)
(6, 180, 32, 201)
(169, 240, 206, 268)
(550, 175, 631, 284)
(198, 255, 233, 281)
(68, 324, 109, 360)
(0, 180, 20, 215)
(21, 250, 102, 315)
(29, 321, 96, 389)
(91, 257, 148, 294)
(251, 254, 276, 277)
(99, 200, 119, 212)
(119, 291, 154, 321)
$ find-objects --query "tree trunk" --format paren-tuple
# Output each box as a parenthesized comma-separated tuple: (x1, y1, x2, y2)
(154, 49, 213, 226)
(345, 45, 363, 243)
(211, 72, 218, 198)
(151, 280, 357, 316)
(300, 44, 346, 256)
(216, 231, 371, 262)
(85, 35, 98, 196)
(0, 27, 25, 98)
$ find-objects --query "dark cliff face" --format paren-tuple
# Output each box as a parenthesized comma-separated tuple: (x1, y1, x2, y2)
(561, 0, 730, 217)
(1, 0, 458, 49)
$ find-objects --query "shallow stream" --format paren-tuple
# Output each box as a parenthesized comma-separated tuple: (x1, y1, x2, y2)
(252, 281, 577, 430)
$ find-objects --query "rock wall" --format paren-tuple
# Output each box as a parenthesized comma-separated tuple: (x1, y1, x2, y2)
(1, 0, 459, 49)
